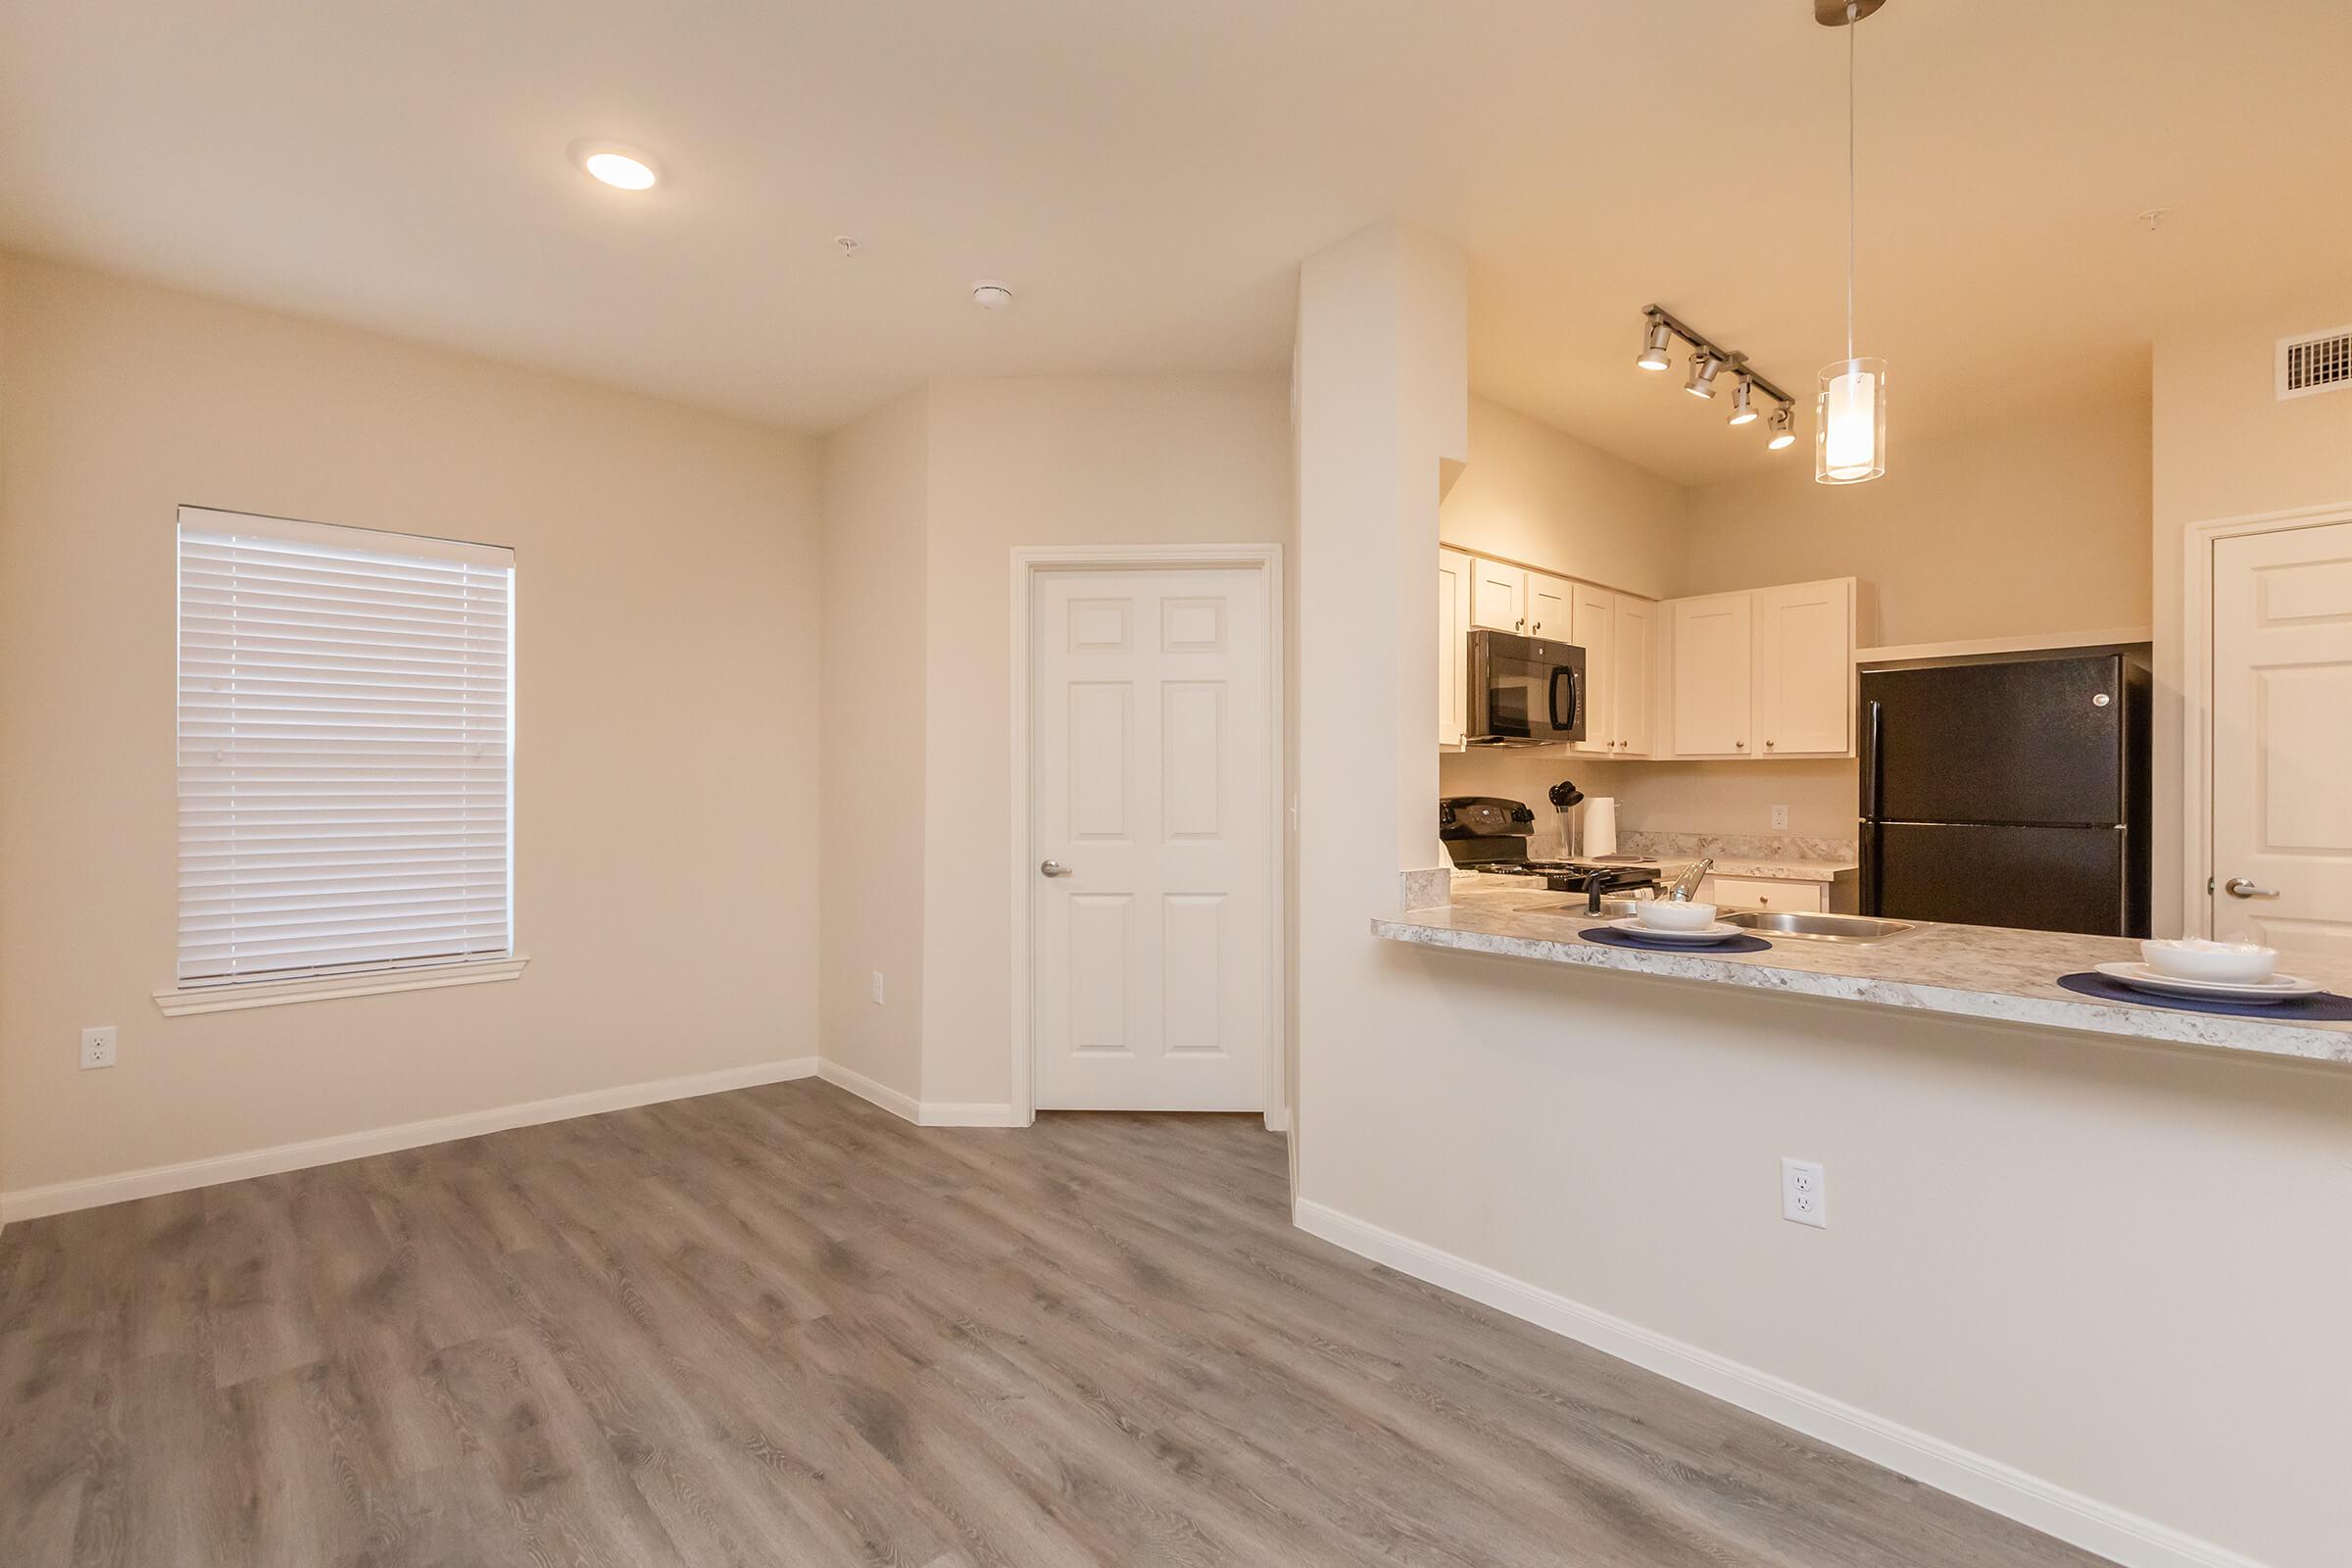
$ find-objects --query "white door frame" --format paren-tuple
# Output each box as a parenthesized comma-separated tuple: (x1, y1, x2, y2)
(1008, 543, 1287, 1131)
(2177, 500, 2352, 936)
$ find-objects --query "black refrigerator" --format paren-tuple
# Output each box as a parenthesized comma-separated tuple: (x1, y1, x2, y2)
(1859, 650, 2151, 937)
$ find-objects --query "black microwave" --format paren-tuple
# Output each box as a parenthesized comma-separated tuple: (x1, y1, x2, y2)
(1466, 629, 1587, 746)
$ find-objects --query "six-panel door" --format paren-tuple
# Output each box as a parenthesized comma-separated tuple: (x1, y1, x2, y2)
(2210, 520, 2352, 958)
(1032, 568, 1273, 1109)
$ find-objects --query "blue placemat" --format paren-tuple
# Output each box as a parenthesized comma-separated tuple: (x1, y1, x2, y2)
(2056, 971, 2352, 1021)
(1583, 926, 1773, 956)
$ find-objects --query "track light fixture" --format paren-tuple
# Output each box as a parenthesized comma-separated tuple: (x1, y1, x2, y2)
(1635, 304, 1798, 454)
(1637, 313, 1674, 370)
(1727, 374, 1758, 425)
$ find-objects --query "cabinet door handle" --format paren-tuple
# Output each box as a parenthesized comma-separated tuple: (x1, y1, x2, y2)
(1735, 739, 1746, 750)
(1765, 739, 1776, 750)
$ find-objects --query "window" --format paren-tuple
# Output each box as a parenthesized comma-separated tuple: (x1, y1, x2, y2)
(174, 507, 514, 991)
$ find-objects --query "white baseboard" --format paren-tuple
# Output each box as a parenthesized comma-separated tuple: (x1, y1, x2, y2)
(817, 1058, 923, 1120)
(815, 1060, 1020, 1127)
(0, 1056, 820, 1225)
(1292, 1198, 2267, 1568)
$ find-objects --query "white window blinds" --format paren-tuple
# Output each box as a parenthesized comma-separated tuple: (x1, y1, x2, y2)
(175, 507, 514, 986)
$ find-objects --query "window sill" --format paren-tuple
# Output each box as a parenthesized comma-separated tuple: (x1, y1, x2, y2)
(153, 956, 530, 1017)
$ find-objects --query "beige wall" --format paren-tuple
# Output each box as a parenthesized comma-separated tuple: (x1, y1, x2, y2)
(1441, 395, 1685, 597)
(1681, 397, 2154, 649)
(916, 375, 1293, 1109)
(818, 390, 930, 1100)
(0, 254, 822, 1198)
(2151, 290, 2352, 937)
(1297, 221, 2348, 1567)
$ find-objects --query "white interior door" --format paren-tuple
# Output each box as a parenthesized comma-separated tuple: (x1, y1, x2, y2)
(1032, 566, 1271, 1109)
(2210, 520, 2352, 958)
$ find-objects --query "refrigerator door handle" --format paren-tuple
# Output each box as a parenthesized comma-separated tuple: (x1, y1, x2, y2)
(1859, 699, 1885, 916)
(1862, 700, 1884, 820)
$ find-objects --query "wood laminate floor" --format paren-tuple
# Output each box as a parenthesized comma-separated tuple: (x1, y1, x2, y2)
(0, 1079, 2112, 1567)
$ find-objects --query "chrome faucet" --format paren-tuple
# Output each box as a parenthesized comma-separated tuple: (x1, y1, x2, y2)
(1663, 858, 1713, 904)
(1583, 867, 1658, 916)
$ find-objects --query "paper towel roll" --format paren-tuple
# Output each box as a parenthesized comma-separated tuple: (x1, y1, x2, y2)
(1583, 797, 1617, 858)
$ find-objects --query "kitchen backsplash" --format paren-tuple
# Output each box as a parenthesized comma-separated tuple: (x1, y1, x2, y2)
(1618, 829, 1859, 863)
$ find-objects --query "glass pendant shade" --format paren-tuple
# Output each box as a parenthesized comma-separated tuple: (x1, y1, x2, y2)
(1814, 356, 1886, 484)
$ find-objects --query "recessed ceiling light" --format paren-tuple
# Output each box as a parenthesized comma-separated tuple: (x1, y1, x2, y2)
(570, 141, 660, 191)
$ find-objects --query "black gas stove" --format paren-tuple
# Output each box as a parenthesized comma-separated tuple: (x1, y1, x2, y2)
(1438, 796, 1659, 894)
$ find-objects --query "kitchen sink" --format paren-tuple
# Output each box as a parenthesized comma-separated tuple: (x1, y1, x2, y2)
(1721, 909, 1920, 944)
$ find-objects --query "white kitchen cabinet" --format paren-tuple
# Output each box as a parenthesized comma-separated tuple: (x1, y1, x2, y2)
(1702, 876, 1828, 913)
(1752, 578, 1856, 757)
(1470, 559, 1527, 632)
(1669, 593, 1754, 757)
(1437, 547, 1472, 748)
(1568, 580, 1615, 755)
(1570, 582, 1655, 757)
(1527, 570, 1572, 641)
(1612, 593, 1654, 757)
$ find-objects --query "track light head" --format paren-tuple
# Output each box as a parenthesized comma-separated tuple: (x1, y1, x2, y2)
(1684, 350, 1725, 399)
(1727, 374, 1758, 425)
(1766, 404, 1797, 450)
(1637, 314, 1674, 370)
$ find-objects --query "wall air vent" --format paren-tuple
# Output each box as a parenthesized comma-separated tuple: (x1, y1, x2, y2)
(2278, 325, 2352, 399)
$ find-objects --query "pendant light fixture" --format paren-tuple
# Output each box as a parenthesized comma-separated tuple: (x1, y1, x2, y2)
(1816, 0, 1887, 484)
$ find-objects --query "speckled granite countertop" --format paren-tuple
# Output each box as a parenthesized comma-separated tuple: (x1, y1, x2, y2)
(1376, 883, 2352, 1067)
(1581, 857, 1858, 884)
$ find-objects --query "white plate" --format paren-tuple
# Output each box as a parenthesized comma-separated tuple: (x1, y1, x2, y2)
(1608, 917, 1745, 946)
(2092, 961, 2325, 1004)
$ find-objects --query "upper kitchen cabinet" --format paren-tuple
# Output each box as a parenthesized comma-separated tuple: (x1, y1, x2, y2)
(1752, 578, 1857, 757)
(1572, 581, 1654, 757)
(1437, 547, 1472, 748)
(1527, 570, 1572, 641)
(1669, 592, 1755, 757)
(1662, 577, 1862, 760)
(1470, 558, 1528, 632)
(1613, 594, 1654, 756)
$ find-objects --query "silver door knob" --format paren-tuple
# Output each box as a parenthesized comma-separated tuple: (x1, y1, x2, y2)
(2224, 877, 2279, 899)
(1040, 858, 1072, 878)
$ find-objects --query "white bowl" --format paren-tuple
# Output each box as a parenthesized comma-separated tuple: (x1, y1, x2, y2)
(1639, 901, 1719, 932)
(2139, 938, 2277, 985)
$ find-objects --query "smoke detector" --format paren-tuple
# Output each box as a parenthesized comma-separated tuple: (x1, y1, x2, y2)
(970, 279, 1015, 312)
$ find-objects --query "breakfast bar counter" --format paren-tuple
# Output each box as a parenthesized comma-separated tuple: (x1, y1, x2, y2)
(1374, 879, 2352, 1067)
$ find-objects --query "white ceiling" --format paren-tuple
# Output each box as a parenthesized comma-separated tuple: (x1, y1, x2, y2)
(5, 1, 2346, 482)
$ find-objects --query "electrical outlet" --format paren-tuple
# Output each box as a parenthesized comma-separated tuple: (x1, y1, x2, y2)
(80, 1025, 119, 1070)
(1781, 1157, 1827, 1227)
(869, 970, 886, 1005)
(1770, 804, 1790, 830)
